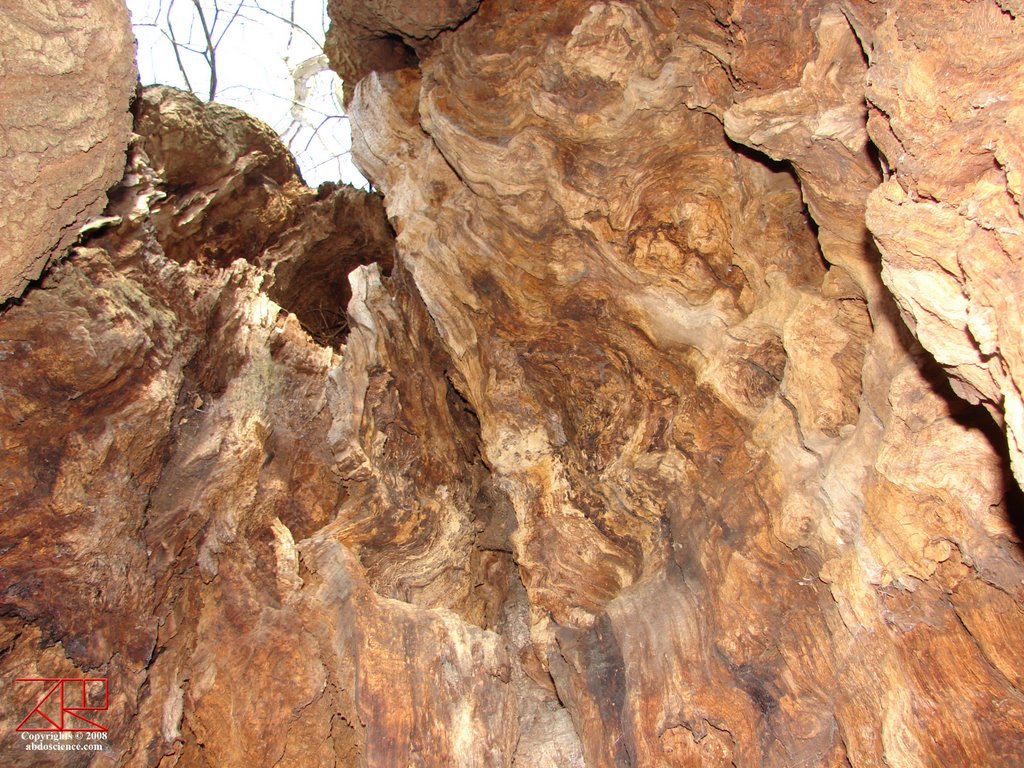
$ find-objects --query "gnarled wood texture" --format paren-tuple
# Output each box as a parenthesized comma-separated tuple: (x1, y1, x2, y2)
(0, 1, 1022, 766)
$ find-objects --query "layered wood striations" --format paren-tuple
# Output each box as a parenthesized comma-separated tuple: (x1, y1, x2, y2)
(339, 0, 1024, 764)
(0, 0, 1022, 767)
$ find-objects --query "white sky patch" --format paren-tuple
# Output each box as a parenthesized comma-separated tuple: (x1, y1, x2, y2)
(127, 0, 368, 188)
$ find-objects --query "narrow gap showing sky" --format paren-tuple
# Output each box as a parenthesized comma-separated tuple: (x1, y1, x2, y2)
(128, 0, 367, 188)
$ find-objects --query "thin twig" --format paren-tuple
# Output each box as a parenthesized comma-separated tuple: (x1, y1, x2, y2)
(165, 0, 195, 94)
(307, 151, 353, 172)
(191, 0, 217, 100)
(214, 0, 247, 49)
(217, 83, 348, 118)
(286, 0, 296, 51)
(304, 115, 343, 152)
(250, 0, 322, 48)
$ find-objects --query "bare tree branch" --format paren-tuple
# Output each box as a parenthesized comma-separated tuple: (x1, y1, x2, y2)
(303, 115, 344, 152)
(214, 0, 247, 49)
(165, 0, 195, 94)
(285, 0, 295, 52)
(308, 150, 352, 173)
(218, 82, 347, 118)
(249, 1, 321, 48)
(190, 0, 217, 100)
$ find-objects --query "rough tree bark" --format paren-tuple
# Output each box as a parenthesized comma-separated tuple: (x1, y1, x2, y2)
(0, 0, 136, 303)
(0, 1, 1022, 767)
